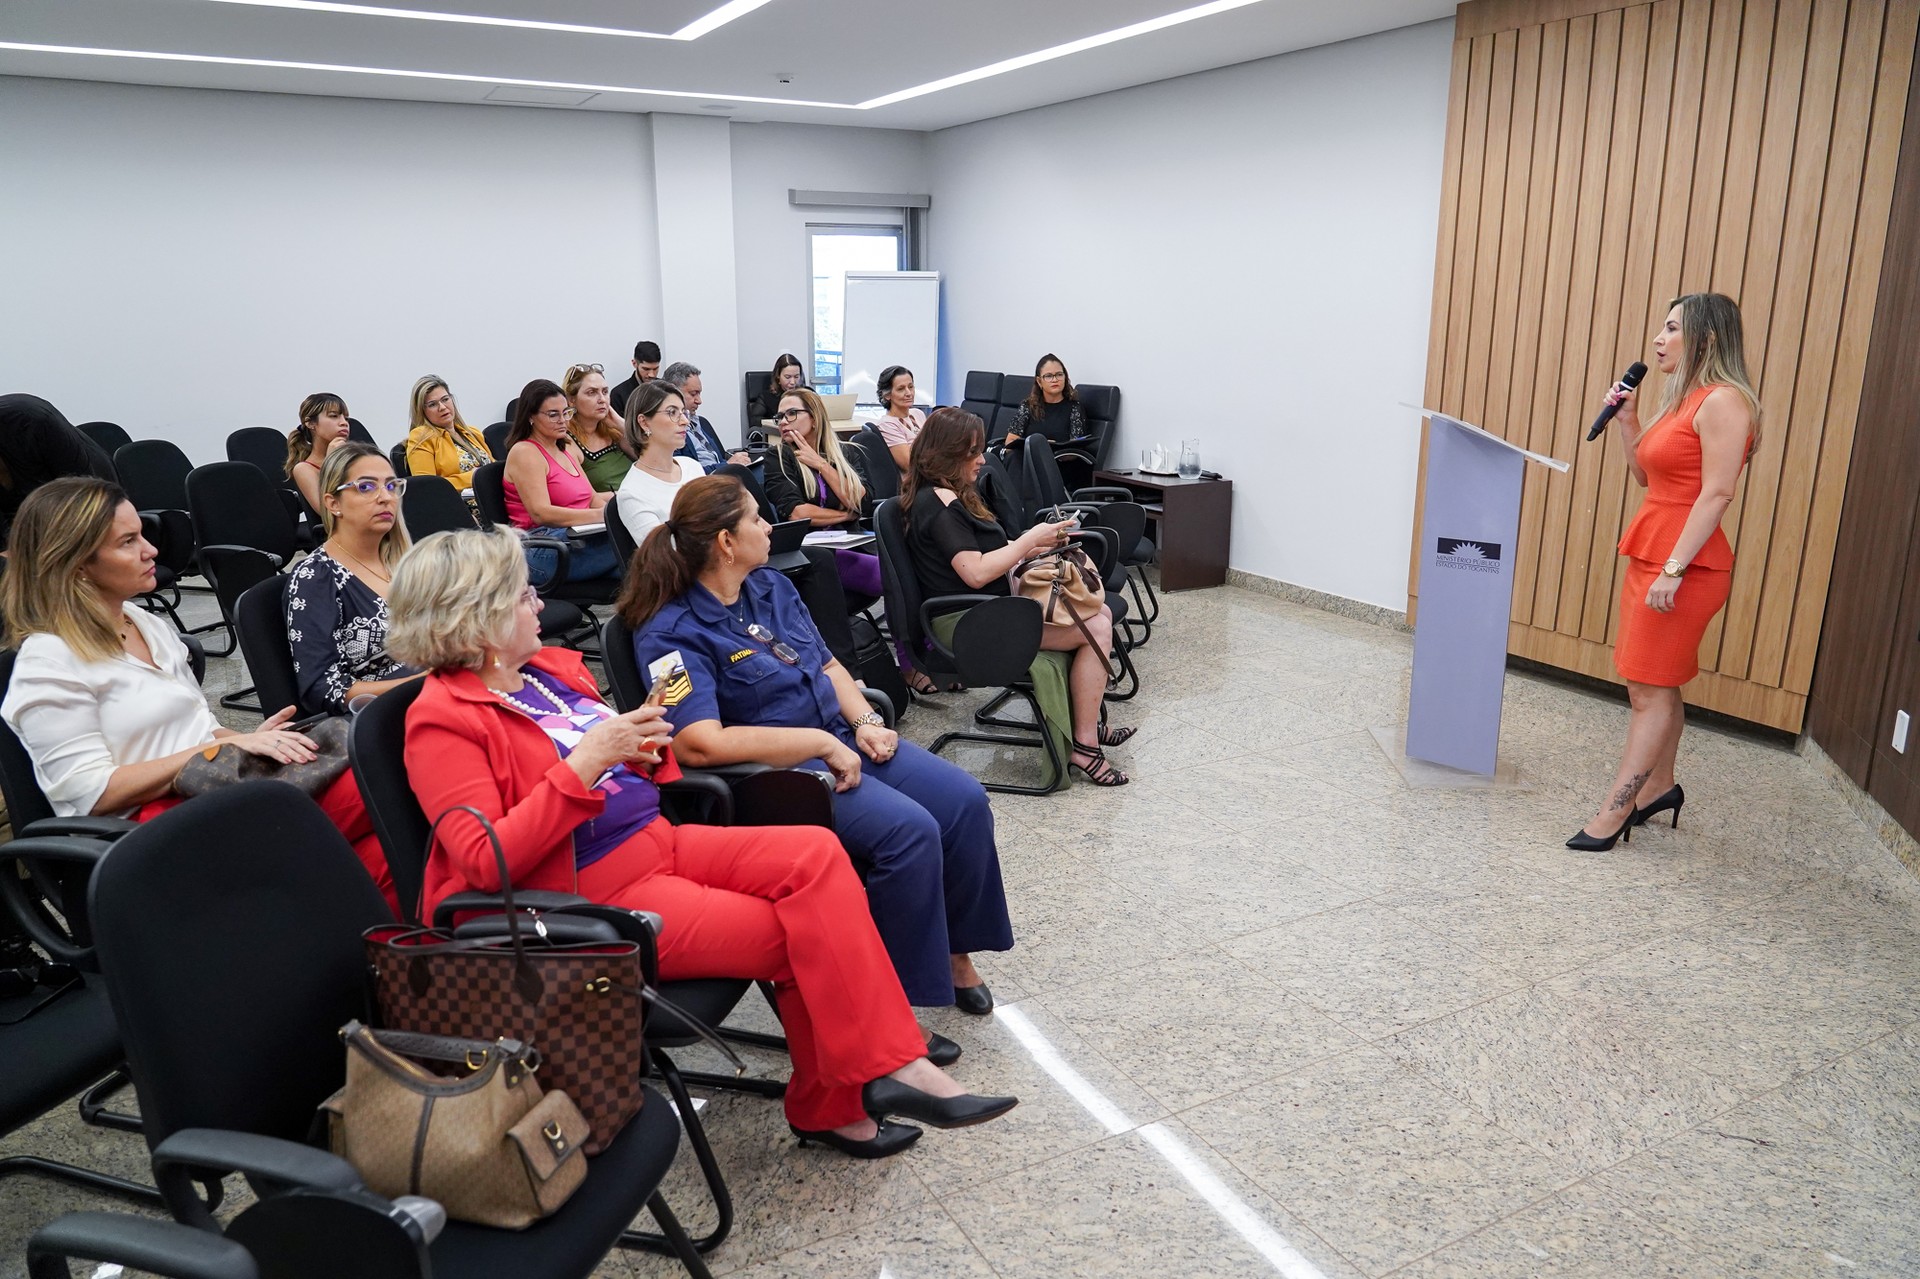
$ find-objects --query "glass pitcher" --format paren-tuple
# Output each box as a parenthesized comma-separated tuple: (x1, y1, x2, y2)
(1177, 438, 1201, 478)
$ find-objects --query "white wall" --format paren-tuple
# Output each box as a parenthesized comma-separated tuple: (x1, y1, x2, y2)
(728, 121, 930, 430)
(0, 76, 662, 461)
(651, 113, 741, 439)
(928, 19, 1454, 611)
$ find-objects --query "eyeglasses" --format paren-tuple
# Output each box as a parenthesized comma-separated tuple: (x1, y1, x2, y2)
(567, 363, 604, 375)
(424, 394, 454, 411)
(1038, 371, 1066, 381)
(655, 406, 688, 421)
(518, 586, 541, 610)
(333, 477, 408, 497)
(773, 408, 809, 423)
(744, 622, 800, 665)
(537, 407, 575, 423)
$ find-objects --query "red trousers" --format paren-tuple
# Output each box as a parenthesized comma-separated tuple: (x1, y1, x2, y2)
(578, 817, 925, 1131)
(137, 770, 398, 919)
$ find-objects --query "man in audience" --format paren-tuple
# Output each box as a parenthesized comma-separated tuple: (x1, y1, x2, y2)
(609, 340, 662, 417)
(661, 361, 750, 472)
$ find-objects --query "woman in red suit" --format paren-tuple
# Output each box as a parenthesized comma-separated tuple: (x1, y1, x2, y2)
(1569, 292, 1760, 850)
(384, 528, 1016, 1158)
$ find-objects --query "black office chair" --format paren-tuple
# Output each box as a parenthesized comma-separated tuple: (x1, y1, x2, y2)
(1023, 436, 1159, 632)
(114, 439, 235, 632)
(400, 475, 589, 645)
(843, 432, 899, 508)
(87, 782, 712, 1278)
(346, 417, 376, 447)
(348, 689, 786, 1256)
(77, 421, 133, 459)
(959, 371, 1002, 428)
(232, 577, 309, 719)
(712, 462, 778, 524)
(185, 462, 297, 685)
(29, 1211, 262, 1278)
(606, 500, 640, 570)
(470, 463, 613, 656)
(224, 428, 284, 483)
(388, 441, 410, 476)
(872, 499, 1064, 793)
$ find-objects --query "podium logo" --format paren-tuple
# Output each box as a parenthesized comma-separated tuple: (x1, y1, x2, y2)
(1435, 538, 1502, 572)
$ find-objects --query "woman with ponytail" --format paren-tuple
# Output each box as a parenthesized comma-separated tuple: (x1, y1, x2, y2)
(622, 476, 1014, 1018)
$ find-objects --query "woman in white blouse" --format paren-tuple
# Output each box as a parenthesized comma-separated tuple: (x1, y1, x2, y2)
(0, 477, 396, 913)
(613, 380, 702, 545)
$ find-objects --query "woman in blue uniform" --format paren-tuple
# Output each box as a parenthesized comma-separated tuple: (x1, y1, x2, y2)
(619, 475, 1012, 1016)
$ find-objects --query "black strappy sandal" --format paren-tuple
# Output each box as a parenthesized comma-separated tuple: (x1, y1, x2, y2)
(1069, 743, 1130, 786)
(1098, 722, 1136, 748)
(903, 668, 940, 696)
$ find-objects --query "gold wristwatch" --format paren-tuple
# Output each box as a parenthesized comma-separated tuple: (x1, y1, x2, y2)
(1661, 558, 1686, 578)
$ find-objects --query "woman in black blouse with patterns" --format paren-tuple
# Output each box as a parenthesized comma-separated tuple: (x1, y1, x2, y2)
(285, 443, 421, 715)
(903, 408, 1134, 785)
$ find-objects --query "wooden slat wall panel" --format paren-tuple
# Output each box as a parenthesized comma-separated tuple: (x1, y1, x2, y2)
(1415, 0, 1917, 732)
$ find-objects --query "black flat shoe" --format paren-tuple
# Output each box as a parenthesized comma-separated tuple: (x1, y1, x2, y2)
(1566, 811, 1633, 852)
(789, 1120, 922, 1159)
(952, 983, 994, 1016)
(862, 1078, 1018, 1129)
(925, 1031, 962, 1068)
(1629, 783, 1685, 830)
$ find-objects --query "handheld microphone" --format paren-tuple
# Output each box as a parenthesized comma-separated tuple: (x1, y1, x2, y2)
(1586, 362, 1648, 441)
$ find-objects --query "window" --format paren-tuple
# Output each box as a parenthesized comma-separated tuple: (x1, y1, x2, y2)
(807, 225, 904, 394)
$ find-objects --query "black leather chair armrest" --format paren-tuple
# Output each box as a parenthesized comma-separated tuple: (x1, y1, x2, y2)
(0, 835, 113, 867)
(0, 836, 113, 965)
(1071, 485, 1134, 502)
(519, 534, 573, 580)
(659, 770, 735, 826)
(199, 544, 286, 572)
(29, 1212, 259, 1279)
(20, 816, 140, 840)
(453, 913, 622, 944)
(918, 593, 1002, 663)
(430, 889, 591, 930)
(152, 1130, 363, 1229)
(861, 688, 897, 728)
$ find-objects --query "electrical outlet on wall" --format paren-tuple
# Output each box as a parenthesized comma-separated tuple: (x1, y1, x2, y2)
(1896, 710, 1911, 754)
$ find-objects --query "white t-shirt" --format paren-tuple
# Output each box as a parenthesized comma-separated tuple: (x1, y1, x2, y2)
(615, 455, 705, 545)
(1, 605, 221, 817)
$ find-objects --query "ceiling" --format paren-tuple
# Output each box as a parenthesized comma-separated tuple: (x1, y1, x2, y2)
(0, 0, 1455, 130)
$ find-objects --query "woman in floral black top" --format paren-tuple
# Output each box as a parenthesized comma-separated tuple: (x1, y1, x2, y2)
(285, 443, 421, 715)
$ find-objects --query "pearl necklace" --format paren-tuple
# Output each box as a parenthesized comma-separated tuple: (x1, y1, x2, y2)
(490, 672, 569, 719)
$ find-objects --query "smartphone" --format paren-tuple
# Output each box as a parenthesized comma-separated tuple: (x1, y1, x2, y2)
(644, 662, 684, 707)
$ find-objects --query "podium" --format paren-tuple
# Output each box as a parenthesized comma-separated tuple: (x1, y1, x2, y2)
(1400, 409, 1567, 777)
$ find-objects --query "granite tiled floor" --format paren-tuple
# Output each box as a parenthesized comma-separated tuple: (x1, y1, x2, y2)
(5, 581, 1920, 1277)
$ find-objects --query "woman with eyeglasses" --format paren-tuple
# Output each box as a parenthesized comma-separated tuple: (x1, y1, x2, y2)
(874, 365, 925, 474)
(1001, 354, 1087, 449)
(502, 377, 619, 583)
(612, 380, 702, 545)
(286, 391, 354, 516)
(284, 442, 422, 716)
(390, 527, 1017, 1158)
(403, 375, 493, 494)
(624, 475, 1014, 1021)
(563, 362, 635, 492)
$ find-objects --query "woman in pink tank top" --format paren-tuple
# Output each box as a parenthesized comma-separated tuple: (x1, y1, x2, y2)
(501, 378, 620, 583)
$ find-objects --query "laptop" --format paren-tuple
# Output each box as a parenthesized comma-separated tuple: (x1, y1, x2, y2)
(819, 393, 857, 422)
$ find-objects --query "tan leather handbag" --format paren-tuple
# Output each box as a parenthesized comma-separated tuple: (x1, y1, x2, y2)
(1012, 545, 1112, 676)
(320, 1020, 590, 1230)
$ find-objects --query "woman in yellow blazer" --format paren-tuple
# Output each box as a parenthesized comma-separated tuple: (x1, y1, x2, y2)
(403, 375, 493, 493)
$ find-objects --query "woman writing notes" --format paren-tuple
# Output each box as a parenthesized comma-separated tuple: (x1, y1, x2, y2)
(1568, 293, 1759, 851)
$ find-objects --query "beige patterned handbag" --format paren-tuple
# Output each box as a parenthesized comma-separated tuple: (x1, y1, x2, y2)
(319, 1020, 590, 1229)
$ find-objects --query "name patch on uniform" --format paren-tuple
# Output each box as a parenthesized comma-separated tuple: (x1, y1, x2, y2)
(646, 650, 693, 707)
(727, 649, 756, 664)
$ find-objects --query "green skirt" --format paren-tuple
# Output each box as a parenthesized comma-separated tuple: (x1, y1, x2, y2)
(929, 611, 1074, 790)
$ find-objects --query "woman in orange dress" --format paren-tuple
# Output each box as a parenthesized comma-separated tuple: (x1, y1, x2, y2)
(1569, 292, 1760, 851)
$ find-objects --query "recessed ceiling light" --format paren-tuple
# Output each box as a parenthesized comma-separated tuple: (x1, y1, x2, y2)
(195, 0, 776, 41)
(859, 0, 1274, 108)
(0, 41, 852, 108)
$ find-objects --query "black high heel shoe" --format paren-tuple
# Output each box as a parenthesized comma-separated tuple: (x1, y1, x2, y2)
(1565, 810, 1633, 852)
(926, 1031, 962, 1067)
(862, 1077, 1018, 1129)
(790, 1120, 922, 1159)
(1629, 783, 1685, 830)
(952, 983, 994, 1016)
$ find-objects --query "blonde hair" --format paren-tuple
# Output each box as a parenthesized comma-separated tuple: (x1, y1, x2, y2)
(1656, 292, 1763, 455)
(317, 443, 411, 571)
(385, 529, 526, 673)
(771, 387, 865, 512)
(408, 375, 471, 434)
(1, 477, 133, 662)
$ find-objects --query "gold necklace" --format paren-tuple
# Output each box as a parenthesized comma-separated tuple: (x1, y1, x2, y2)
(330, 542, 391, 584)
